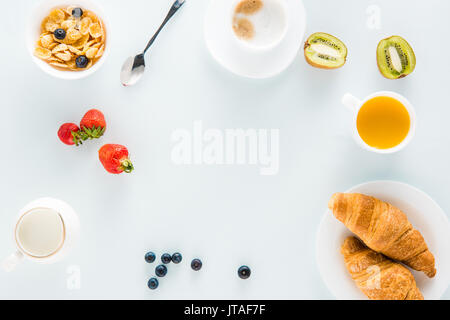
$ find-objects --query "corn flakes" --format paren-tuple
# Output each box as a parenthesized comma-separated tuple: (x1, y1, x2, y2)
(55, 52, 72, 61)
(52, 43, 68, 53)
(80, 17, 92, 35)
(89, 23, 102, 38)
(34, 47, 52, 60)
(85, 47, 98, 59)
(40, 34, 54, 48)
(65, 28, 82, 44)
(61, 19, 77, 30)
(49, 9, 65, 23)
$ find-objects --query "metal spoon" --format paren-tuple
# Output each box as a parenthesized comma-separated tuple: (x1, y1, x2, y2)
(121, 0, 185, 86)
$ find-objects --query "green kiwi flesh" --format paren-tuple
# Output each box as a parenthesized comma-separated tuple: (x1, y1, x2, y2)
(377, 36, 416, 79)
(304, 33, 347, 69)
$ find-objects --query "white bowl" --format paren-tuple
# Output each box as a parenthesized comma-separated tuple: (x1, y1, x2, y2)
(27, 0, 111, 80)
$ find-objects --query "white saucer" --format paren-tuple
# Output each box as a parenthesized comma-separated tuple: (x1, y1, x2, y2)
(316, 180, 450, 300)
(204, 0, 306, 79)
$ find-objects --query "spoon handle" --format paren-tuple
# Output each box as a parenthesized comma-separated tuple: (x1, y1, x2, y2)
(143, 0, 185, 54)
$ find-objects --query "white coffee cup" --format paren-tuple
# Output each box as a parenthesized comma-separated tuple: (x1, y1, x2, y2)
(1, 198, 80, 272)
(230, 0, 289, 51)
(342, 91, 416, 154)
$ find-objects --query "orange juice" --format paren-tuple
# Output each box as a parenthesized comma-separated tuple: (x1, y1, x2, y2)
(356, 96, 410, 149)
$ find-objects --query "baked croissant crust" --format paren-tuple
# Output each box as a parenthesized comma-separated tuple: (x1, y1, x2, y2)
(341, 236, 424, 300)
(329, 193, 436, 278)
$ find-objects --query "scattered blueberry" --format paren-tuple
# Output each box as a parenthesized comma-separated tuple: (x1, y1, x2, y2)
(191, 259, 202, 271)
(238, 266, 251, 279)
(147, 277, 159, 290)
(161, 253, 172, 264)
(155, 264, 168, 277)
(53, 28, 66, 40)
(172, 252, 182, 264)
(144, 251, 156, 263)
(76, 55, 89, 68)
(72, 7, 83, 18)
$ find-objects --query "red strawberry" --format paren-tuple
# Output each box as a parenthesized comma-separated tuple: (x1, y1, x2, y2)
(80, 109, 106, 140)
(58, 123, 81, 146)
(98, 144, 134, 174)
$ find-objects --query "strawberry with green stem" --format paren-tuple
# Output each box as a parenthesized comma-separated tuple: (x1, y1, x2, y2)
(58, 123, 82, 146)
(99, 144, 134, 174)
(79, 109, 106, 141)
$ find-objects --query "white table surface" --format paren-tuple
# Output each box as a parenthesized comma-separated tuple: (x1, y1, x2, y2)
(0, 0, 449, 299)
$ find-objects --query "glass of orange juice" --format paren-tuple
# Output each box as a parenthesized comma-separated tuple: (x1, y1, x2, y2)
(342, 91, 416, 153)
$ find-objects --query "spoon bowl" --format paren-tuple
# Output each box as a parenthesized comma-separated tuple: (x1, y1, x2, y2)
(121, 56, 145, 87)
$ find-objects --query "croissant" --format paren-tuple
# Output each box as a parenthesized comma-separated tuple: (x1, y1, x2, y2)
(329, 193, 436, 278)
(341, 236, 423, 300)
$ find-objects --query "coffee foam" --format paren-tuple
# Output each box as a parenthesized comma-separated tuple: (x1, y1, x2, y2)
(235, 0, 263, 15)
(233, 17, 255, 40)
(232, 0, 287, 48)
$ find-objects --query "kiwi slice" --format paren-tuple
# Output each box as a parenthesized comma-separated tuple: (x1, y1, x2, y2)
(377, 36, 416, 79)
(304, 33, 347, 69)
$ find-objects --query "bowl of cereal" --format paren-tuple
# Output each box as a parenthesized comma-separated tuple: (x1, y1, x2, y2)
(27, 0, 110, 80)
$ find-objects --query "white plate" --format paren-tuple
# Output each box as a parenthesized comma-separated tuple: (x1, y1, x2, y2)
(204, 0, 306, 79)
(316, 180, 450, 300)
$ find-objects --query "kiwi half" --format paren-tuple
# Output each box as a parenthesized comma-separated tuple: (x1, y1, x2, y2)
(304, 33, 347, 69)
(377, 36, 416, 79)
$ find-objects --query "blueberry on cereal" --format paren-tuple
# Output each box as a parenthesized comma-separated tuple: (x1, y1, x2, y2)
(54, 28, 66, 40)
(72, 8, 84, 18)
(76, 55, 89, 68)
